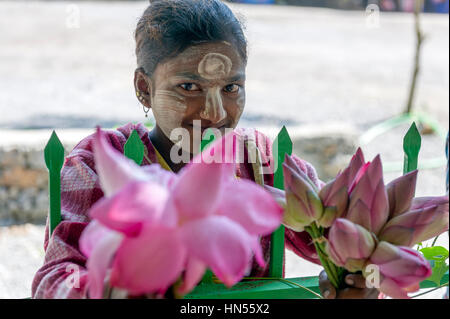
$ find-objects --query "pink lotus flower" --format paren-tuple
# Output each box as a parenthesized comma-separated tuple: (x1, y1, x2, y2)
(385, 170, 418, 218)
(379, 195, 449, 247)
(92, 128, 175, 196)
(326, 218, 376, 272)
(366, 241, 432, 299)
(282, 154, 323, 232)
(264, 185, 286, 209)
(346, 155, 389, 235)
(79, 128, 283, 298)
(317, 148, 365, 227)
(79, 220, 123, 299)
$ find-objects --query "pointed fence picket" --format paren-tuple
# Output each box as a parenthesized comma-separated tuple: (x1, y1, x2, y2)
(269, 126, 292, 278)
(44, 131, 64, 237)
(403, 122, 421, 174)
(124, 129, 145, 165)
(42, 122, 448, 298)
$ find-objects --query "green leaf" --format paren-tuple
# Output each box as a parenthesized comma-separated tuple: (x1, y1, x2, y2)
(420, 246, 449, 286)
(44, 131, 65, 172)
(421, 246, 449, 261)
(403, 122, 421, 174)
(124, 129, 144, 165)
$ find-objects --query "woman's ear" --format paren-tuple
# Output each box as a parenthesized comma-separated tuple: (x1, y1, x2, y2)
(134, 68, 152, 108)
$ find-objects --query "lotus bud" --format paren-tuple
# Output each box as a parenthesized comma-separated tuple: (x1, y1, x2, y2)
(264, 185, 286, 209)
(386, 170, 418, 218)
(365, 241, 432, 299)
(410, 195, 449, 211)
(317, 174, 349, 228)
(316, 148, 366, 227)
(347, 147, 366, 186)
(379, 196, 449, 247)
(347, 155, 389, 235)
(326, 218, 376, 272)
(282, 156, 323, 232)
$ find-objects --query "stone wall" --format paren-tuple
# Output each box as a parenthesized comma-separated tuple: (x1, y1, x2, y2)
(260, 123, 360, 181)
(291, 125, 360, 181)
(0, 125, 359, 225)
(0, 129, 88, 226)
(0, 149, 49, 225)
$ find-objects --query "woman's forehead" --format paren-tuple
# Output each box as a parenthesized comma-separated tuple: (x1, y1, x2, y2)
(160, 42, 245, 77)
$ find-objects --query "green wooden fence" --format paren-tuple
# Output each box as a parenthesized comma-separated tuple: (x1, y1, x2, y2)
(44, 123, 448, 299)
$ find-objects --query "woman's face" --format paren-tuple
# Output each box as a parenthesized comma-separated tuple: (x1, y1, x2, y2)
(135, 41, 246, 153)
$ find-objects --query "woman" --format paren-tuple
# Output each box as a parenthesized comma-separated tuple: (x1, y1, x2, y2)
(32, 0, 377, 299)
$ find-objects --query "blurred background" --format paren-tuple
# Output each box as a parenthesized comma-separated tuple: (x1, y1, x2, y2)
(0, 0, 448, 298)
(232, 0, 449, 12)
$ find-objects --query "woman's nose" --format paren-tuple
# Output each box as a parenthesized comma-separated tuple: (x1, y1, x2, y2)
(200, 86, 227, 124)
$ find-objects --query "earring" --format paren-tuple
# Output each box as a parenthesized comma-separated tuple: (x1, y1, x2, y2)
(136, 91, 150, 117)
(143, 105, 150, 118)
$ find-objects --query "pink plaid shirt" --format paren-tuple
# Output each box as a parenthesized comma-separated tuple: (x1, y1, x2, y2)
(31, 122, 322, 299)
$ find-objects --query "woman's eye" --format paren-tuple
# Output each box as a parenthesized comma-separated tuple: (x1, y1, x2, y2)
(179, 83, 200, 92)
(223, 84, 240, 93)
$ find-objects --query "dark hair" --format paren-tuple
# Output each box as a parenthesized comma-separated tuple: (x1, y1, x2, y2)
(134, 0, 248, 77)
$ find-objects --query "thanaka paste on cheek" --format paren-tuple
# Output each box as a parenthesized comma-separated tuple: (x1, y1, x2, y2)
(151, 90, 187, 142)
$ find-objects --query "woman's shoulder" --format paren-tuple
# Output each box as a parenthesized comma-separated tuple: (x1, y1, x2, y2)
(234, 127, 273, 162)
(65, 122, 150, 166)
(235, 127, 323, 188)
(71, 123, 149, 153)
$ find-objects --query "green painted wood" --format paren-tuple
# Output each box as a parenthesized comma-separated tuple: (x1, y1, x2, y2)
(270, 126, 293, 278)
(124, 129, 144, 165)
(200, 128, 216, 153)
(44, 131, 65, 237)
(201, 270, 214, 284)
(273, 126, 293, 190)
(185, 276, 320, 299)
(269, 227, 285, 278)
(403, 122, 421, 174)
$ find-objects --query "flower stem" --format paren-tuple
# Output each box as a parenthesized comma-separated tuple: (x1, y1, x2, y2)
(242, 277, 323, 299)
(306, 223, 342, 289)
(410, 283, 449, 299)
(431, 235, 440, 247)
